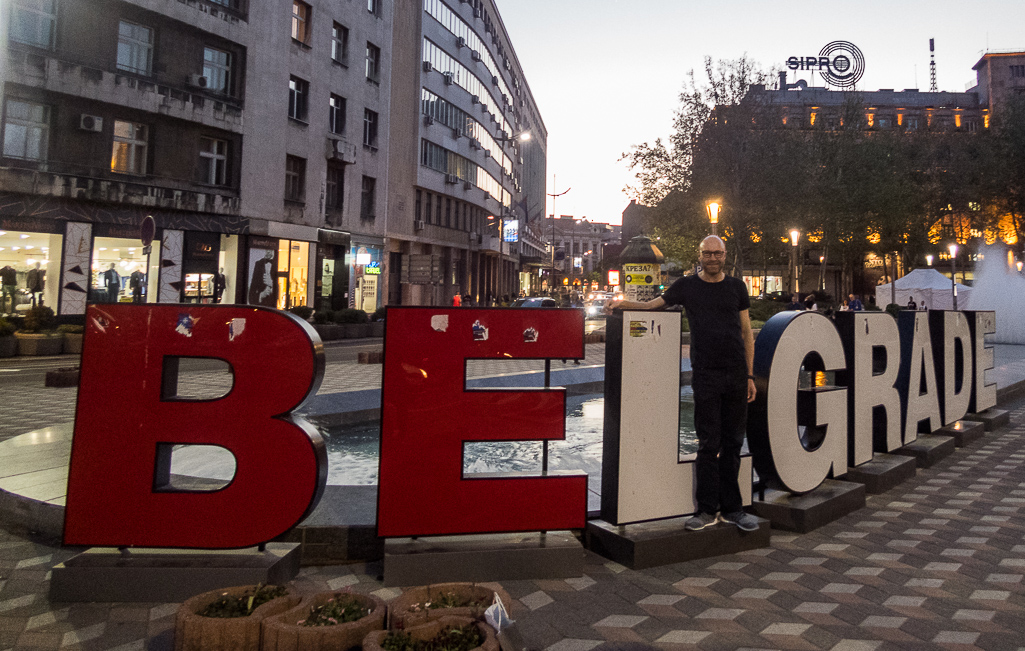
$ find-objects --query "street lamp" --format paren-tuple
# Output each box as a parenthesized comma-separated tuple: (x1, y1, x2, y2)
(926, 254, 933, 266)
(547, 181, 570, 293)
(705, 201, 721, 237)
(494, 130, 531, 145)
(1018, 260, 1024, 274)
(790, 229, 801, 295)
(948, 243, 958, 310)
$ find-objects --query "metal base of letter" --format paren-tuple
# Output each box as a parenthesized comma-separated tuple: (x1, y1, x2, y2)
(749, 480, 866, 533)
(964, 409, 1010, 431)
(584, 516, 770, 570)
(841, 453, 917, 494)
(49, 543, 301, 602)
(382, 531, 583, 587)
(889, 434, 957, 468)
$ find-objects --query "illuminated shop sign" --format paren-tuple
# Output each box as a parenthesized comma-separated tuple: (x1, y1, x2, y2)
(365, 261, 381, 275)
(608, 270, 620, 286)
(64, 305, 995, 548)
(787, 40, 865, 88)
(503, 219, 519, 243)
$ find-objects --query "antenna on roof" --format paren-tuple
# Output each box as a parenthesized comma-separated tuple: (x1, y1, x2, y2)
(929, 38, 938, 92)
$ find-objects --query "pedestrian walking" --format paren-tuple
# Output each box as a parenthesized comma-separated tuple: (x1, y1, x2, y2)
(606, 235, 759, 532)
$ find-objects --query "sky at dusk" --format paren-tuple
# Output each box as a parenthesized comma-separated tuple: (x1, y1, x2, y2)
(497, 0, 1025, 226)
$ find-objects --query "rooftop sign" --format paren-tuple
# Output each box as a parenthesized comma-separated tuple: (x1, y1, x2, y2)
(787, 41, 865, 88)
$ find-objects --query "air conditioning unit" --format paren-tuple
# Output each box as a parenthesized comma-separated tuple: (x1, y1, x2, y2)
(469, 138, 480, 150)
(504, 59, 511, 71)
(451, 127, 461, 139)
(471, 95, 480, 105)
(445, 174, 458, 184)
(414, 219, 425, 231)
(483, 150, 491, 159)
(473, 8, 481, 17)
(491, 75, 499, 86)
(471, 51, 482, 62)
(79, 114, 103, 132)
(456, 36, 466, 49)
(422, 61, 432, 72)
(423, 115, 434, 126)
(443, 72, 454, 85)
(463, 181, 473, 190)
(188, 74, 209, 88)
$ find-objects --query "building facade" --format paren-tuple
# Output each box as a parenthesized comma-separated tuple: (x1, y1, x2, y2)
(1, 0, 544, 317)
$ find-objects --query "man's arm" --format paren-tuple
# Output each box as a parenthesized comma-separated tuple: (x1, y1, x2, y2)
(605, 296, 666, 313)
(739, 308, 756, 403)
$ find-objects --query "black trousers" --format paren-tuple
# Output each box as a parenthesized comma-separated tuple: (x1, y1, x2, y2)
(692, 367, 748, 515)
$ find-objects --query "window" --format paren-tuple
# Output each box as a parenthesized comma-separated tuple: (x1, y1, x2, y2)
(326, 164, 344, 209)
(291, 1, 311, 44)
(1011, 65, 1025, 78)
(363, 109, 378, 148)
(360, 176, 376, 220)
(2, 99, 49, 161)
(289, 76, 309, 121)
(425, 192, 433, 225)
(365, 43, 381, 83)
(285, 155, 306, 202)
(111, 120, 148, 175)
(329, 94, 346, 134)
(367, 0, 380, 16)
(332, 23, 349, 64)
(203, 47, 231, 94)
(199, 137, 228, 185)
(117, 21, 154, 75)
(9, 0, 56, 49)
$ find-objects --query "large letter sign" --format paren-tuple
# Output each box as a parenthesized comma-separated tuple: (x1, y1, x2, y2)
(64, 305, 327, 548)
(377, 308, 588, 537)
(835, 312, 902, 460)
(897, 311, 942, 439)
(967, 311, 998, 414)
(748, 311, 848, 493)
(929, 311, 973, 426)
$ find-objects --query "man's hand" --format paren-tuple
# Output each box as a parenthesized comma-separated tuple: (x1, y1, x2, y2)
(747, 378, 757, 403)
(604, 299, 622, 314)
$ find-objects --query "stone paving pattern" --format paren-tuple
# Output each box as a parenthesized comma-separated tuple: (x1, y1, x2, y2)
(3, 343, 1025, 650)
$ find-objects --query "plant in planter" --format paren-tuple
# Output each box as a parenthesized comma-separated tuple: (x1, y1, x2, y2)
(363, 616, 498, 651)
(261, 590, 386, 651)
(334, 308, 370, 338)
(0, 318, 16, 358)
(58, 323, 85, 354)
(288, 306, 314, 321)
(174, 584, 299, 651)
(388, 583, 496, 630)
(14, 306, 63, 356)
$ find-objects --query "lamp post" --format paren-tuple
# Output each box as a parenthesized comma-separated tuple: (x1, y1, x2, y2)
(1018, 260, 1023, 274)
(926, 254, 933, 266)
(705, 201, 721, 237)
(949, 243, 958, 310)
(547, 180, 570, 293)
(790, 229, 801, 295)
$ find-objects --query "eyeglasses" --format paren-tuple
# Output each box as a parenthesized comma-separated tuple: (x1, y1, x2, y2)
(699, 250, 725, 259)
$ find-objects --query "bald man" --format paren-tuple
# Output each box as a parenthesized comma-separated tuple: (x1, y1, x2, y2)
(607, 236, 758, 532)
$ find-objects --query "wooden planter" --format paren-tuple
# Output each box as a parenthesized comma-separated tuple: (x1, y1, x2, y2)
(14, 332, 64, 356)
(0, 337, 15, 358)
(363, 616, 498, 651)
(63, 333, 84, 354)
(174, 585, 300, 651)
(388, 583, 498, 630)
(261, 592, 386, 651)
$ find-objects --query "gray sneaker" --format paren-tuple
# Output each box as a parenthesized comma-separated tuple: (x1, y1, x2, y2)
(720, 511, 759, 532)
(684, 512, 718, 531)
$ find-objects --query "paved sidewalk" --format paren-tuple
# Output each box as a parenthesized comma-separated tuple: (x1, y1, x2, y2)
(0, 395, 1022, 650)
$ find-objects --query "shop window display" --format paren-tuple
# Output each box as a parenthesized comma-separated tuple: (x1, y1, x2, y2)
(91, 237, 148, 303)
(276, 240, 309, 310)
(0, 229, 58, 315)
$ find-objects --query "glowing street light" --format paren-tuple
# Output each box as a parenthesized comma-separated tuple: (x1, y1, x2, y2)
(948, 243, 959, 310)
(926, 254, 933, 266)
(705, 201, 721, 236)
(790, 229, 801, 294)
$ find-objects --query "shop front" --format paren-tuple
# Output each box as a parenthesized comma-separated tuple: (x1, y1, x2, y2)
(350, 240, 383, 314)
(316, 229, 350, 312)
(0, 217, 61, 316)
(245, 236, 315, 310)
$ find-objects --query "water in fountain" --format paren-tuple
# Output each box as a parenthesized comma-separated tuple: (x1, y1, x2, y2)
(965, 245, 1025, 344)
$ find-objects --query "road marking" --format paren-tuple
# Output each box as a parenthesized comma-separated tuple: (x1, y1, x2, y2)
(0, 369, 22, 373)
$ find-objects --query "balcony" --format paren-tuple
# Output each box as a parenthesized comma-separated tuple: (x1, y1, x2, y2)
(5, 49, 243, 133)
(0, 163, 240, 216)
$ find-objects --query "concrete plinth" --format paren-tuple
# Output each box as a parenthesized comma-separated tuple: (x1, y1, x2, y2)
(585, 515, 769, 570)
(382, 531, 583, 587)
(965, 409, 1010, 431)
(750, 480, 866, 533)
(842, 454, 917, 494)
(891, 434, 956, 468)
(49, 544, 301, 603)
(937, 420, 986, 447)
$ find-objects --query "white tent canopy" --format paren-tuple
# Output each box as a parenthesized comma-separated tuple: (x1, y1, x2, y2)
(874, 268, 972, 311)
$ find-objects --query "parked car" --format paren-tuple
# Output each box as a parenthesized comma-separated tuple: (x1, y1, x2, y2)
(510, 297, 559, 308)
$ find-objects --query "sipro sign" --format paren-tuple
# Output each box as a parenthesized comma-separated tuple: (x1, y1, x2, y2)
(786, 41, 865, 88)
(63, 305, 996, 548)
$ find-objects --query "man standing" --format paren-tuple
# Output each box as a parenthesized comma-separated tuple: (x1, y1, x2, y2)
(102, 263, 120, 303)
(848, 294, 864, 311)
(606, 236, 759, 532)
(785, 294, 803, 311)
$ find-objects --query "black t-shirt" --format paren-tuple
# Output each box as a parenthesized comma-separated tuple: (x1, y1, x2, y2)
(660, 274, 750, 371)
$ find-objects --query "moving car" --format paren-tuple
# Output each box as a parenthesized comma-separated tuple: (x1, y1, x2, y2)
(585, 297, 608, 318)
(510, 297, 559, 308)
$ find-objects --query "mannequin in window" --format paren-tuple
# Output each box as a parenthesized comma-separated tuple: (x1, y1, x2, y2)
(214, 267, 226, 303)
(129, 269, 146, 304)
(248, 251, 275, 307)
(102, 263, 121, 303)
(26, 262, 44, 307)
(0, 264, 17, 314)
